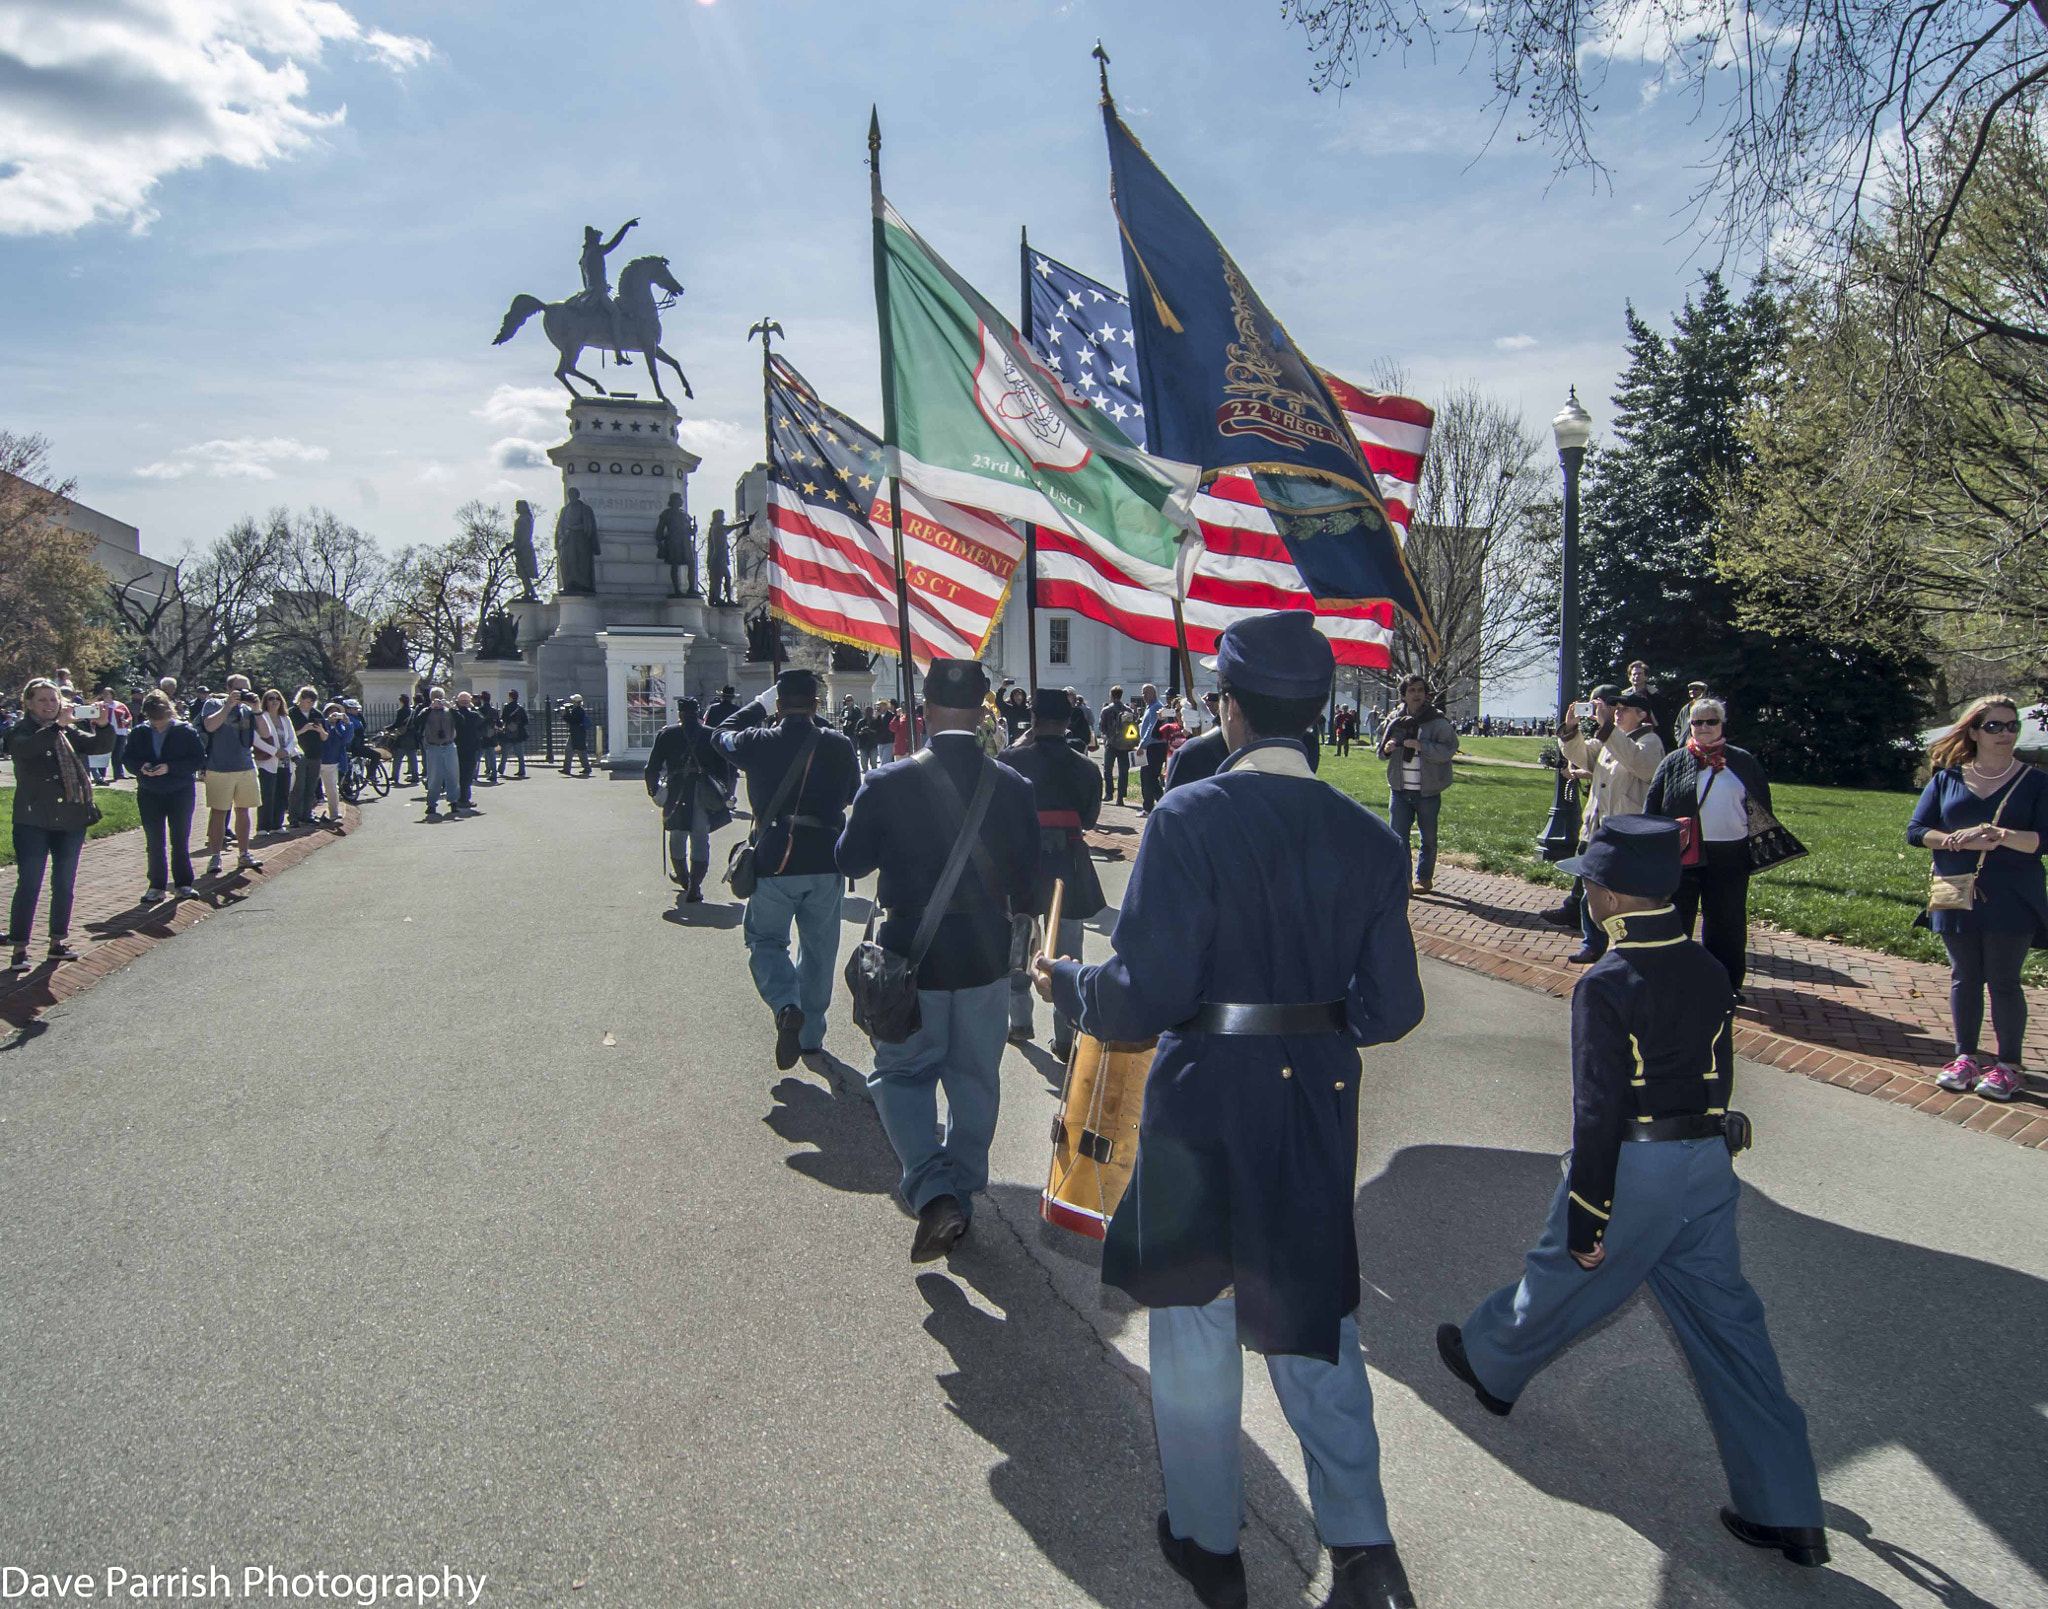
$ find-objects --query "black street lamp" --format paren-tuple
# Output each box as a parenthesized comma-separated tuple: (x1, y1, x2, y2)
(1536, 387, 1593, 862)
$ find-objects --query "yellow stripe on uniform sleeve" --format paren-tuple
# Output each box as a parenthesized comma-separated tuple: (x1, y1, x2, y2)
(1569, 1191, 1610, 1220)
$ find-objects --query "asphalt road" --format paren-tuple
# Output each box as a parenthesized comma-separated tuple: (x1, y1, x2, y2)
(1, 768, 2042, 1609)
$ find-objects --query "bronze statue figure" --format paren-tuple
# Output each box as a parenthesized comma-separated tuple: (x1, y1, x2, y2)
(554, 488, 600, 594)
(509, 499, 540, 600)
(704, 508, 740, 606)
(576, 218, 637, 362)
(476, 607, 522, 660)
(494, 238, 695, 403)
(653, 492, 698, 599)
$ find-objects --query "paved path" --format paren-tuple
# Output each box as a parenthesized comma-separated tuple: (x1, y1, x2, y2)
(1, 770, 2042, 1608)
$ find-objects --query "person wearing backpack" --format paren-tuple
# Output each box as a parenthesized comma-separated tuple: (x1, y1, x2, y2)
(836, 658, 1038, 1263)
(714, 670, 861, 1071)
(645, 697, 732, 902)
(1099, 684, 1136, 805)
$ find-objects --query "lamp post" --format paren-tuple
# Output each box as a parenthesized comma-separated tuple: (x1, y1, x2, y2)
(1536, 387, 1593, 861)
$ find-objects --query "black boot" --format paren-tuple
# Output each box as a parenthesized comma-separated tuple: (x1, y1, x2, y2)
(1719, 1508, 1829, 1567)
(1321, 1543, 1414, 1609)
(686, 859, 706, 903)
(1155, 1513, 1247, 1609)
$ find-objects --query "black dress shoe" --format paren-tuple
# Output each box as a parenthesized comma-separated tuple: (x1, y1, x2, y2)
(1537, 903, 1580, 928)
(910, 1195, 968, 1263)
(774, 1005, 805, 1071)
(1566, 946, 1602, 965)
(1321, 1542, 1415, 1609)
(1436, 1324, 1513, 1417)
(1720, 1508, 1828, 1567)
(1155, 1513, 1246, 1609)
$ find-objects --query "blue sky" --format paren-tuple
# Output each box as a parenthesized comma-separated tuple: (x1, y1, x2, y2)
(5, 0, 1743, 703)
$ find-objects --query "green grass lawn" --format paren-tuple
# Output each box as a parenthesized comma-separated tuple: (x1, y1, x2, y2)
(1319, 753, 2048, 984)
(0, 788, 143, 867)
(1446, 734, 1551, 765)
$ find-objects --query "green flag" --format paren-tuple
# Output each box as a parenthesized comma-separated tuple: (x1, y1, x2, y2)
(874, 197, 1197, 594)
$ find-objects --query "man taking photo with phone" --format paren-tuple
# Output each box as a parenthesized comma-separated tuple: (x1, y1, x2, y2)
(200, 675, 264, 879)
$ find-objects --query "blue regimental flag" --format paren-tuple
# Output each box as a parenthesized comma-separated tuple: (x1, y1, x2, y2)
(1102, 103, 1435, 645)
(1025, 249, 1150, 451)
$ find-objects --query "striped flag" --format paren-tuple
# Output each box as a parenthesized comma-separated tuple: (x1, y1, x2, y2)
(763, 353, 1022, 667)
(1024, 247, 1434, 668)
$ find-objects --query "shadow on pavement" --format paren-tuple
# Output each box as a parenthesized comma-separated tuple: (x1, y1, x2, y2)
(1354, 1144, 2047, 1606)
(762, 1066, 902, 1201)
(660, 903, 743, 931)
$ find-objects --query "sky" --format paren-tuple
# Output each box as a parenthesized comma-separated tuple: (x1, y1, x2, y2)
(2, 0, 1755, 708)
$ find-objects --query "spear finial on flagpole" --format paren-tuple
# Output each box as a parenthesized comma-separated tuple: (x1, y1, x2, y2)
(1093, 41, 1113, 109)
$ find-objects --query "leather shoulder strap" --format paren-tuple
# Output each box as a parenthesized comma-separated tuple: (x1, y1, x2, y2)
(748, 727, 821, 847)
(906, 754, 1000, 967)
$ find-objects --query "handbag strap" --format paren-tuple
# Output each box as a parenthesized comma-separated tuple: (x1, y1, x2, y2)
(904, 752, 1000, 969)
(746, 726, 821, 849)
(1966, 774, 2022, 873)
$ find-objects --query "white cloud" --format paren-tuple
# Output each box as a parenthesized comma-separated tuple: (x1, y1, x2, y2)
(675, 418, 749, 458)
(1494, 334, 1540, 350)
(133, 435, 330, 481)
(492, 438, 552, 472)
(474, 384, 568, 438)
(0, 0, 433, 236)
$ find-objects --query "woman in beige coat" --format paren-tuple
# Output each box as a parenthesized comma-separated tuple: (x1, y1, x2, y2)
(1559, 687, 1666, 960)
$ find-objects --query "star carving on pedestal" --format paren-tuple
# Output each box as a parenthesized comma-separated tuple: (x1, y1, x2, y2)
(611, 420, 623, 431)
(630, 422, 641, 432)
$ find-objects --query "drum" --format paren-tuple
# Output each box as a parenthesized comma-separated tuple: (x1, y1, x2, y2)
(1042, 1032, 1157, 1239)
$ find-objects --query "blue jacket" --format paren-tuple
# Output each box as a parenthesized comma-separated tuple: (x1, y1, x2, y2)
(1049, 738, 1424, 1360)
(127, 721, 208, 794)
(836, 731, 1039, 990)
(715, 702, 861, 878)
(646, 720, 733, 832)
(1907, 764, 2048, 946)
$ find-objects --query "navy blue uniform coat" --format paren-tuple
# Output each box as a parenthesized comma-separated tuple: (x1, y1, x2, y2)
(716, 703, 861, 878)
(836, 733, 1039, 991)
(996, 733, 1105, 921)
(644, 720, 734, 832)
(1049, 739, 1424, 1359)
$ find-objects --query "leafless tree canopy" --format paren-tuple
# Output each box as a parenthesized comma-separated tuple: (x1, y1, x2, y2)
(1365, 373, 1558, 708)
(387, 501, 532, 683)
(1282, 0, 2048, 262)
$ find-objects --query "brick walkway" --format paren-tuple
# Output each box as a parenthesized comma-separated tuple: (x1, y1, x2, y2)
(1, 804, 358, 1029)
(1409, 863, 2048, 1152)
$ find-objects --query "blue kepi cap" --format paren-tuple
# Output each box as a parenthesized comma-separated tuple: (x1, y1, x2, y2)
(1557, 814, 1682, 899)
(775, 668, 819, 701)
(1216, 611, 1335, 701)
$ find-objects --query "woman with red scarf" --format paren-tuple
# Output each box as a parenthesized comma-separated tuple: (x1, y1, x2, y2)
(1645, 698, 1773, 999)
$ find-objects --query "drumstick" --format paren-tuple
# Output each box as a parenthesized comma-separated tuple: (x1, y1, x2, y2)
(1040, 878, 1066, 964)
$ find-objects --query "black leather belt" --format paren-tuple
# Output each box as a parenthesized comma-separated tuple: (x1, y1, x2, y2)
(1176, 1000, 1347, 1035)
(1623, 1112, 1751, 1153)
(777, 813, 832, 830)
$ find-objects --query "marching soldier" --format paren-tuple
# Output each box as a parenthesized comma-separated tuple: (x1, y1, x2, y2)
(837, 659, 1038, 1263)
(1034, 612, 1426, 1609)
(715, 670, 861, 1070)
(996, 687, 1104, 1058)
(644, 697, 733, 902)
(1437, 814, 1827, 1569)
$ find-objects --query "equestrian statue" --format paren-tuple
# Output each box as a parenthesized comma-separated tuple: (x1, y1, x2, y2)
(493, 218, 696, 403)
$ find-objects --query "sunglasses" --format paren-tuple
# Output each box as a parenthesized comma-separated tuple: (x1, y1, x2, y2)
(1974, 720, 2021, 734)
(1689, 717, 1723, 727)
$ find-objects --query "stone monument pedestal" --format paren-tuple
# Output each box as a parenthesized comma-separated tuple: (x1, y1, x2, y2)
(454, 654, 537, 712)
(825, 668, 876, 716)
(354, 665, 421, 719)
(595, 626, 697, 768)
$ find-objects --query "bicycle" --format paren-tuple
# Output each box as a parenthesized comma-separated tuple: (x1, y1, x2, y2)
(338, 749, 391, 804)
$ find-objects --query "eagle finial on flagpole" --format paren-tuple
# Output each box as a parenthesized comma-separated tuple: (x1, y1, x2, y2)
(1093, 41, 1113, 109)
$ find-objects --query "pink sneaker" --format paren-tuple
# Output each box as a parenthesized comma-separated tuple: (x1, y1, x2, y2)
(1936, 1054, 1983, 1092)
(1975, 1062, 2023, 1102)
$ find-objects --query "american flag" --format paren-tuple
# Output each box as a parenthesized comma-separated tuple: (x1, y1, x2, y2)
(763, 353, 1022, 667)
(1024, 247, 1433, 669)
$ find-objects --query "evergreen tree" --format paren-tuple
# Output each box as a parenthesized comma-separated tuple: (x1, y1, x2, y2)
(1577, 275, 1927, 787)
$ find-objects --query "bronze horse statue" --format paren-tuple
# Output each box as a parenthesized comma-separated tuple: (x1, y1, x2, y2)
(493, 255, 695, 403)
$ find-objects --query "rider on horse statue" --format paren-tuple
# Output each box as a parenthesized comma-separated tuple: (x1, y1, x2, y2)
(575, 218, 638, 365)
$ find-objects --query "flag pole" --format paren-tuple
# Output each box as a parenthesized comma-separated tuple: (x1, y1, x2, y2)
(1019, 222, 1040, 700)
(749, 316, 785, 679)
(869, 107, 919, 741)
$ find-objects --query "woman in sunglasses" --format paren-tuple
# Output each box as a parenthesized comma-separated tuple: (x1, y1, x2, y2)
(1645, 699, 1771, 999)
(1908, 698, 2046, 1101)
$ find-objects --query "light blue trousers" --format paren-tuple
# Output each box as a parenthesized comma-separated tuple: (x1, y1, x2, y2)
(866, 978, 1009, 1218)
(1150, 1296, 1392, 1556)
(1461, 1138, 1822, 1527)
(742, 872, 843, 1051)
(1009, 915, 1086, 1044)
(422, 743, 459, 811)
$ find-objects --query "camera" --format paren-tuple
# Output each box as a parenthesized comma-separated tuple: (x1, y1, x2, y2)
(72, 701, 101, 723)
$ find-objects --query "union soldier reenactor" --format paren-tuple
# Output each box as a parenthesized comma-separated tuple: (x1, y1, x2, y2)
(1035, 612, 1426, 1609)
(1437, 813, 1827, 1570)
(996, 686, 1104, 1058)
(645, 697, 733, 902)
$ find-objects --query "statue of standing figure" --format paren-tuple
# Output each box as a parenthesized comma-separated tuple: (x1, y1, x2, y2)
(653, 492, 698, 599)
(554, 487, 601, 594)
(704, 508, 740, 607)
(509, 500, 540, 600)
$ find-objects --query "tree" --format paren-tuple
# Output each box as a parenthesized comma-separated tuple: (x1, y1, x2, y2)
(263, 507, 390, 694)
(181, 514, 283, 684)
(1282, 0, 2048, 266)
(0, 432, 116, 692)
(388, 502, 526, 682)
(103, 560, 214, 686)
(1377, 377, 1559, 710)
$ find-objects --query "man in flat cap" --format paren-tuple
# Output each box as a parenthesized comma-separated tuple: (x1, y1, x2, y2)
(715, 668, 861, 1071)
(837, 658, 1038, 1262)
(996, 686, 1104, 1057)
(1438, 814, 1827, 1572)
(1034, 611, 1426, 1609)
